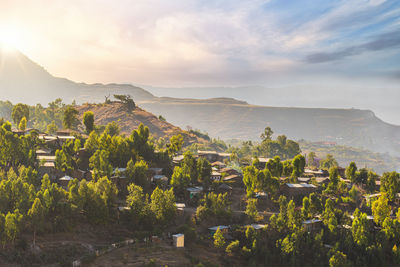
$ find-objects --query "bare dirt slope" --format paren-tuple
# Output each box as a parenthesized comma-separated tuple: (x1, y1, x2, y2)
(76, 102, 204, 145)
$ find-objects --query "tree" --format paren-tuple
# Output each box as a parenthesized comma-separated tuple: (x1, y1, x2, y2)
(18, 117, 27, 131)
(28, 198, 46, 246)
(126, 183, 149, 226)
(63, 106, 79, 129)
(12, 103, 29, 126)
(89, 150, 113, 180)
(380, 171, 400, 201)
(104, 121, 120, 136)
(266, 156, 283, 177)
(260, 126, 273, 141)
(245, 198, 259, 221)
(167, 134, 183, 155)
(307, 152, 316, 167)
(320, 154, 338, 170)
(243, 166, 258, 197)
(126, 160, 149, 191)
(323, 199, 338, 233)
(170, 166, 190, 195)
(197, 157, 212, 190)
(150, 187, 176, 224)
(371, 193, 391, 225)
(213, 227, 226, 249)
(114, 94, 135, 110)
(301, 196, 310, 219)
(183, 151, 198, 184)
(46, 120, 58, 134)
(292, 154, 305, 178)
(352, 209, 370, 246)
(83, 111, 94, 134)
(4, 211, 22, 245)
(226, 240, 240, 255)
(329, 251, 349, 267)
(345, 162, 357, 183)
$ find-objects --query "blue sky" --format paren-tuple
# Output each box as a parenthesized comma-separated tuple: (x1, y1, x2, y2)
(0, 0, 399, 88)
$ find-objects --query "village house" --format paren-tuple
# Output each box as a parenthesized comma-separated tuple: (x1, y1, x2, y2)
(245, 224, 267, 231)
(208, 225, 229, 235)
(198, 150, 230, 163)
(186, 186, 203, 199)
(302, 219, 323, 232)
(280, 183, 317, 198)
(223, 174, 242, 183)
(58, 175, 73, 188)
(172, 155, 184, 166)
(257, 157, 272, 169)
(211, 161, 226, 169)
(211, 171, 222, 181)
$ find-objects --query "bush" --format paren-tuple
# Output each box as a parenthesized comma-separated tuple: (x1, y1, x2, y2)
(226, 240, 240, 255)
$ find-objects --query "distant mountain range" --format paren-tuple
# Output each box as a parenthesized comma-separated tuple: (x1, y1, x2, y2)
(1, 49, 400, 156)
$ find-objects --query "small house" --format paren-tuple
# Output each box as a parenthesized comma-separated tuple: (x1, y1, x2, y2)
(149, 168, 163, 176)
(208, 225, 229, 235)
(59, 175, 73, 188)
(173, 234, 184, 248)
(211, 161, 226, 169)
(280, 183, 317, 197)
(211, 171, 222, 181)
(217, 183, 232, 194)
(298, 177, 311, 183)
(173, 155, 184, 165)
(187, 186, 203, 199)
(302, 219, 323, 232)
(223, 174, 242, 182)
(245, 224, 266, 231)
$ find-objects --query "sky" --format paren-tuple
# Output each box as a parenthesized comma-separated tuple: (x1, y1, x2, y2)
(0, 0, 398, 86)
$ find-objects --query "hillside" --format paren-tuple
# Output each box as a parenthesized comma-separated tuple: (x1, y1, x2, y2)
(139, 99, 400, 156)
(1, 49, 400, 156)
(299, 141, 400, 174)
(76, 102, 204, 145)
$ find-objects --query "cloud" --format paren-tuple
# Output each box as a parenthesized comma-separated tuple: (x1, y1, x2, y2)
(305, 30, 400, 63)
(0, 0, 398, 87)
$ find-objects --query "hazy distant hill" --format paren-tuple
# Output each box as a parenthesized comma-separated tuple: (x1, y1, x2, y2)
(0, 50, 153, 105)
(1, 49, 400, 156)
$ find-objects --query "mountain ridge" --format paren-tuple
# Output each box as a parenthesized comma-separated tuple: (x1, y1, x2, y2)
(1, 49, 399, 156)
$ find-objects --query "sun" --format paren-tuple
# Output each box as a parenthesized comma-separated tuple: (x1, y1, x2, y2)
(0, 25, 22, 52)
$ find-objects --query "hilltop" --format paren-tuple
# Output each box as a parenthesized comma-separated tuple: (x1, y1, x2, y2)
(76, 102, 204, 145)
(1, 49, 400, 156)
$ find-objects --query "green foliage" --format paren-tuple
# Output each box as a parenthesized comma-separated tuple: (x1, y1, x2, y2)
(319, 154, 338, 170)
(226, 240, 240, 254)
(245, 198, 259, 221)
(197, 157, 212, 190)
(292, 154, 305, 178)
(63, 106, 79, 129)
(89, 150, 113, 180)
(329, 251, 349, 267)
(104, 121, 120, 137)
(114, 94, 135, 110)
(380, 171, 400, 201)
(345, 162, 357, 183)
(213, 227, 225, 249)
(170, 166, 190, 195)
(150, 187, 176, 225)
(351, 209, 370, 247)
(18, 117, 27, 131)
(371, 193, 391, 225)
(12, 103, 29, 126)
(196, 192, 231, 222)
(83, 111, 94, 134)
(126, 160, 149, 191)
